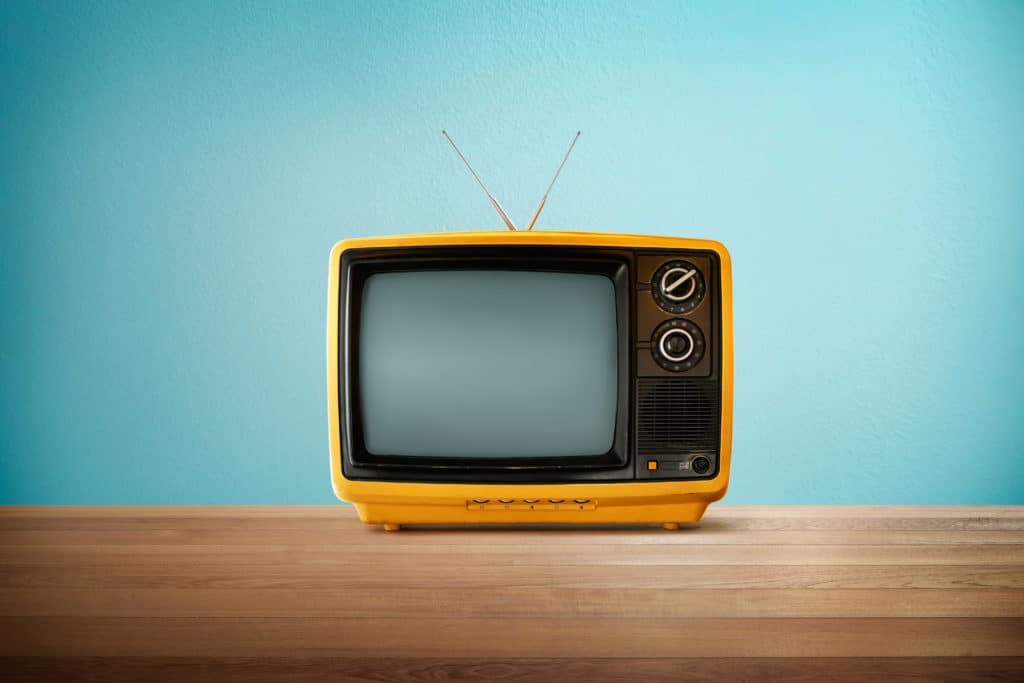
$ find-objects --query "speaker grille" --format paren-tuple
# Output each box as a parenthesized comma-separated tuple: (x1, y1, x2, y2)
(637, 379, 721, 453)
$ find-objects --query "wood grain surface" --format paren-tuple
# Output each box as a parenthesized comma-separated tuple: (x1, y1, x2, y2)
(1, 506, 1022, 681)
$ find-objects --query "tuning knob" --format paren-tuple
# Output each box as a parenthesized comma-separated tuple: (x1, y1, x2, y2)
(651, 260, 705, 314)
(651, 318, 705, 372)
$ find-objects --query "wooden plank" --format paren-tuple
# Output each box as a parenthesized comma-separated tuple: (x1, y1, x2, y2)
(5, 657, 1024, 683)
(4, 516, 1019, 536)
(4, 543, 1023, 566)
(2, 587, 1022, 618)
(0, 559, 1019, 591)
(2, 617, 1022, 657)
(2, 563, 1021, 590)
(5, 528, 1024, 545)
(2, 505, 1024, 528)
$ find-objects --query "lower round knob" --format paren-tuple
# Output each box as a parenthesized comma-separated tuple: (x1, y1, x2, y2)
(659, 328, 694, 362)
(651, 318, 706, 372)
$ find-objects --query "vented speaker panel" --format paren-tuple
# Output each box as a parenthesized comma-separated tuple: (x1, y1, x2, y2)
(636, 379, 721, 454)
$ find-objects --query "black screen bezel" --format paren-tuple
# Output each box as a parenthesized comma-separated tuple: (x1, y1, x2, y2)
(338, 245, 634, 483)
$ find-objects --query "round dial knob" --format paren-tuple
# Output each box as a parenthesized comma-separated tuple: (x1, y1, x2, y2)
(651, 260, 705, 314)
(660, 328, 695, 362)
(651, 318, 705, 372)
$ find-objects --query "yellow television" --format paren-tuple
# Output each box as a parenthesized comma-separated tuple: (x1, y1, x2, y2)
(327, 230, 733, 530)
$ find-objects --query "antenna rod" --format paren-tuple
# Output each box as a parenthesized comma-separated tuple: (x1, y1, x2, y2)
(526, 130, 581, 231)
(442, 130, 518, 231)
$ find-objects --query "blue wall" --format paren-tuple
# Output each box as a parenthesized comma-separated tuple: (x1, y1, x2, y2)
(2, 1, 1022, 504)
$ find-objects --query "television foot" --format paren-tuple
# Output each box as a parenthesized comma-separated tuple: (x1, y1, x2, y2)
(383, 523, 402, 532)
(662, 522, 680, 530)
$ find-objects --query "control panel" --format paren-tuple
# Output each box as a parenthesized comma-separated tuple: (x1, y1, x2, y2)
(634, 250, 721, 480)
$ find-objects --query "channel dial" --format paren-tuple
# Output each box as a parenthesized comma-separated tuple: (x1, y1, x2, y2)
(651, 318, 706, 372)
(651, 260, 705, 314)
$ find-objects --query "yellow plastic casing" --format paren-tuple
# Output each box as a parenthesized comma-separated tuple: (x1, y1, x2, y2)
(328, 231, 733, 528)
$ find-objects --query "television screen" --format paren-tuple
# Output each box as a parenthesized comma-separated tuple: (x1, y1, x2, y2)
(358, 270, 618, 458)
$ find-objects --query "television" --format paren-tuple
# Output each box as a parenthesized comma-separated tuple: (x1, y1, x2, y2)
(327, 230, 733, 530)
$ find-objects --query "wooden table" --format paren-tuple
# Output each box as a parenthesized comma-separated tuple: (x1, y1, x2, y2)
(1, 506, 1022, 681)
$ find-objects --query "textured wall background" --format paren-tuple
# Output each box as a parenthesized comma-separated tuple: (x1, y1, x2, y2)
(2, 1, 1022, 504)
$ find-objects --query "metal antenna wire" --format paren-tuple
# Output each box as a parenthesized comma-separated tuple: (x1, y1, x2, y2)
(442, 130, 518, 231)
(526, 131, 581, 231)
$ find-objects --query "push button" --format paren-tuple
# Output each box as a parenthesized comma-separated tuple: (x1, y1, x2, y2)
(647, 460, 658, 471)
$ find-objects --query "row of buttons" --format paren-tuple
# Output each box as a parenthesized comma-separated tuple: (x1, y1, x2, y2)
(467, 499, 597, 511)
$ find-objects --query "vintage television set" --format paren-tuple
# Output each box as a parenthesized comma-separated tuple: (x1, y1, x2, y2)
(327, 230, 732, 530)
(327, 132, 732, 530)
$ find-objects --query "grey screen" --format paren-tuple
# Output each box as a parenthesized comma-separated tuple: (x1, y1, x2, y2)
(358, 270, 618, 458)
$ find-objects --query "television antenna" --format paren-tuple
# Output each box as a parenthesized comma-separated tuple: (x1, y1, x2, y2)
(442, 130, 581, 231)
